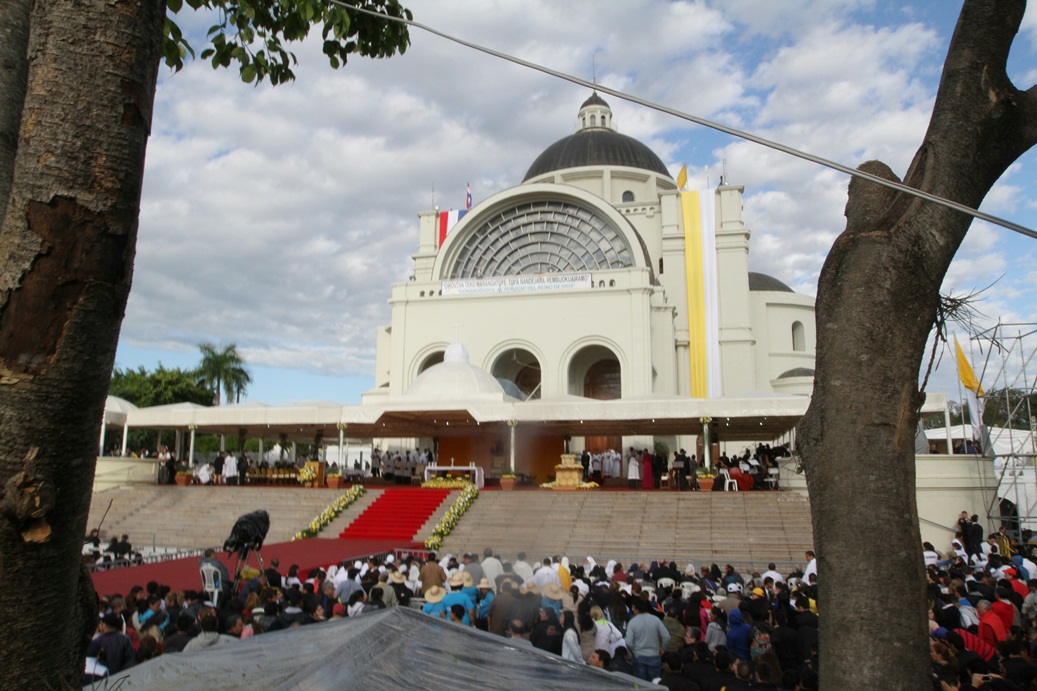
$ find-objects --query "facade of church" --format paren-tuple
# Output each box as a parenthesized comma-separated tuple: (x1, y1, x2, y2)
(366, 94, 815, 418)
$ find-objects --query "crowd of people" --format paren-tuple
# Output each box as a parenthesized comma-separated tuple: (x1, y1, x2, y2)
(923, 513, 1037, 690)
(87, 541, 826, 688)
(85, 514, 1037, 690)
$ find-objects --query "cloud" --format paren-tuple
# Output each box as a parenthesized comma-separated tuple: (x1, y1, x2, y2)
(120, 0, 1037, 404)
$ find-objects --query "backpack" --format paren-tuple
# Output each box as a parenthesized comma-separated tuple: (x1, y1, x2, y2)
(750, 623, 773, 658)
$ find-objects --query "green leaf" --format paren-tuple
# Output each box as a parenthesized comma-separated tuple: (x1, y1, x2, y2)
(241, 64, 256, 83)
(167, 0, 183, 13)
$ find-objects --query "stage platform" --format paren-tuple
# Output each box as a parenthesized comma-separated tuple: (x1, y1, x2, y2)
(90, 538, 419, 597)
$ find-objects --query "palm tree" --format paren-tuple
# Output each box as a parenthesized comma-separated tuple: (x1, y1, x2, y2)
(196, 342, 252, 405)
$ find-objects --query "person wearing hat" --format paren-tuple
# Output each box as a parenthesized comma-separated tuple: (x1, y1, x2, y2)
(460, 570, 479, 603)
(541, 583, 564, 615)
(389, 570, 413, 606)
(421, 585, 448, 619)
(86, 613, 136, 675)
(718, 582, 742, 616)
(475, 578, 495, 630)
(442, 573, 476, 626)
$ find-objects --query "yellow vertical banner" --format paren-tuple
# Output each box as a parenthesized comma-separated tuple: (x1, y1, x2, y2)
(682, 191, 708, 397)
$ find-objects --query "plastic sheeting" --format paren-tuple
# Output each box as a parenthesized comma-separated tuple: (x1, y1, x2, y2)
(100, 606, 662, 690)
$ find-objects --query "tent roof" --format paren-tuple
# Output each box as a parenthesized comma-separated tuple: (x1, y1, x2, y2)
(107, 606, 659, 690)
(120, 389, 947, 444)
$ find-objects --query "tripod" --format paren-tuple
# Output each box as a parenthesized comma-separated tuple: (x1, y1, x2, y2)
(230, 544, 265, 596)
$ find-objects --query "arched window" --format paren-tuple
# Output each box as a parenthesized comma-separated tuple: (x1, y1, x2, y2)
(590, 114, 597, 127)
(622, 191, 634, 202)
(792, 321, 806, 352)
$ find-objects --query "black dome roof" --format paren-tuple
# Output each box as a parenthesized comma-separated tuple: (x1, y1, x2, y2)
(523, 129, 672, 181)
(748, 272, 794, 293)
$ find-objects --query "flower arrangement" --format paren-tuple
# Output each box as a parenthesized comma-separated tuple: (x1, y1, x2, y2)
(240, 567, 260, 581)
(501, 474, 517, 479)
(297, 464, 318, 484)
(175, 464, 192, 476)
(291, 485, 365, 541)
(424, 481, 478, 551)
(539, 480, 599, 490)
(421, 477, 471, 489)
(696, 469, 715, 479)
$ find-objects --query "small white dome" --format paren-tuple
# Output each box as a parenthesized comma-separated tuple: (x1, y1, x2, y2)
(404, 343, 508, 400)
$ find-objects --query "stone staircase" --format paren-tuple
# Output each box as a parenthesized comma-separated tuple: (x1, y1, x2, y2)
(86, 486, 362, 550)
(86, 486, 814, 571)
(439, 491, 814, 571)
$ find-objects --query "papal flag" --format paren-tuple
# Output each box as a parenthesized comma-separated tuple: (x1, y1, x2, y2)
(955, 336, 992, 456)
(681, 189, 721, 398)
(676, 164, 688, 191)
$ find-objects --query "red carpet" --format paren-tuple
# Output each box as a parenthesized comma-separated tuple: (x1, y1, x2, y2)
(90, 538, 417, 597)
(339, 488, 451, 541)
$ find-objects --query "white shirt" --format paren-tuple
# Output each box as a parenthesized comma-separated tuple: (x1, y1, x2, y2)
(761, 569, 784, 584)
(513, 560, 535, 584)
(803, 558, 817, 582)
(533, 564, 561, 588)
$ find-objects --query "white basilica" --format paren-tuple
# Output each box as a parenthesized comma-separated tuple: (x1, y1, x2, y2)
(367, 93, 816, 417)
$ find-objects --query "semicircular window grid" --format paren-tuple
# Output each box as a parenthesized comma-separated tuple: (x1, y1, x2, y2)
(448, 200, 633, 278)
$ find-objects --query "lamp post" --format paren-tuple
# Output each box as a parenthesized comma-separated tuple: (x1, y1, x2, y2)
(700, 417, 712, 471)
(507, 419, 518, 473)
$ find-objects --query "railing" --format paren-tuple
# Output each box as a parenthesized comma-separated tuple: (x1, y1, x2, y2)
(86, 546, 211, 572)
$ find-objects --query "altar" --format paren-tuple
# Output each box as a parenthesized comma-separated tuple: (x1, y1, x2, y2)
(543, 453, 597, 491)
(424, 464, 485, 489)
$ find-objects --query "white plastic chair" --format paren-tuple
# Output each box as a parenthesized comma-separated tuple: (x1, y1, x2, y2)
(719, 468, 738, 491)
(764, 467, 780, 490)
(656, 577, 676, 590)
(199, 562, 222, 607)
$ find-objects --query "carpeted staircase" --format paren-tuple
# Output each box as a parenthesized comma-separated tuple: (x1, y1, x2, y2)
(338, 489, 452, 541)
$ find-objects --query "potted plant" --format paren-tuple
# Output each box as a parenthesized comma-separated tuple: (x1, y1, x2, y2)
(326, 473, 346, 489)
(697, 469, 715, 492)
(499, 474, 517, 491)
(175, 464, 193, 486)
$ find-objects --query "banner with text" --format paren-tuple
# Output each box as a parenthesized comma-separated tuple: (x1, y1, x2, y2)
(442, 273, 592, 296)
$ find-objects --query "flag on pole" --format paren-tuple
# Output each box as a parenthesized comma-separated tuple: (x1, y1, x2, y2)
(466, 183, 472, 210)
(955, 337, 991, 455)
(676, 165, 688, 191)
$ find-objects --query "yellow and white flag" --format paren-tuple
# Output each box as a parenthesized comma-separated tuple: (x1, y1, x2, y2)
(955, 337, 990, 455)
(681, 189, 720, 397)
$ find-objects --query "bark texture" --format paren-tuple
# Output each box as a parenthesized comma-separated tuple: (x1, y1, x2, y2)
(0, 1, 164, 687)
(797, 1, 1037, 689)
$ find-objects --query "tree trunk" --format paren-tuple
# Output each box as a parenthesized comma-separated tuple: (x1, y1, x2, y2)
(797, 1, 1036, 688)
(0, 1, 164, 686)
(0, 0, 31, 217)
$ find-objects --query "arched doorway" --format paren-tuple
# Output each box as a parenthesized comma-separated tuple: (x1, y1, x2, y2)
(491, 348, 542, 400)
(417, 351, 444, 375)
(568, 345, 622, 455)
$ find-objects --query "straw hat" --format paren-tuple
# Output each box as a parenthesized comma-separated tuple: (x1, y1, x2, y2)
(448, 572, 465, 588)
(462, 571, 475, 588)
(390, 571, 407, 584)
(477, 578, 493, 590)
(424, 585, 446, 603)
(542, 583, 564, 601)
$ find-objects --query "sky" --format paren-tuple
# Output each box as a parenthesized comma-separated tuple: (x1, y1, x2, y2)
(114, 0, 1037, 406)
